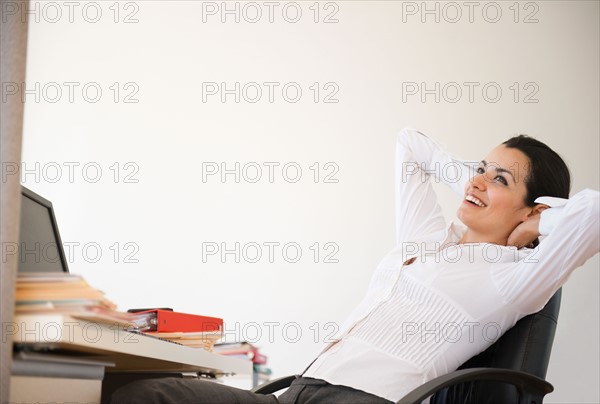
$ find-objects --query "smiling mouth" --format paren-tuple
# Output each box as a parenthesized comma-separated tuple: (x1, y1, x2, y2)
(465, 194, 487, 207)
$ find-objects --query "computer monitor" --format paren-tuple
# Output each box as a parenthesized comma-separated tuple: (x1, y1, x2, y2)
(18, 186, 69, 273)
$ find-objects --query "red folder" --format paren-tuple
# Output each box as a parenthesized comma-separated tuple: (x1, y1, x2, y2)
(137, 309, 223, 333)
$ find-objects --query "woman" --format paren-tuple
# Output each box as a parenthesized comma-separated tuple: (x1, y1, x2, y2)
(110, 128, 599, 404)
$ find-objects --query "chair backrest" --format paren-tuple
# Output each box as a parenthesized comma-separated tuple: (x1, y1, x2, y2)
(431, 289, 562, 404)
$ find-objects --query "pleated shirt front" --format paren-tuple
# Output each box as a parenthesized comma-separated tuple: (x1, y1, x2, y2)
(303, 128, 599, 402)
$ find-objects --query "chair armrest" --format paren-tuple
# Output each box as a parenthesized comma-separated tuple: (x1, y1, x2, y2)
(251, 375, 299, 394)
(397, 368, 553, 404)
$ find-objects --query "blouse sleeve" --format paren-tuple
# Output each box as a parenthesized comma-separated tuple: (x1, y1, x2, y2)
(492, 188, 600, 314)
(395, 127, 475, 246)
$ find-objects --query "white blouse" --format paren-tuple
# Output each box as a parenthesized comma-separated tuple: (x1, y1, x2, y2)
(302, 127, 599, 402)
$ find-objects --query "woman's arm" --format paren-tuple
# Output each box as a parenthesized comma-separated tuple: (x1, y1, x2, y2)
(395, 127, 475, 245)
(507, 196, 568, 248)
(492, 188, 599, 314)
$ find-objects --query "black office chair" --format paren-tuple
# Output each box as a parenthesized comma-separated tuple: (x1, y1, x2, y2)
(252, 289, 562, 404)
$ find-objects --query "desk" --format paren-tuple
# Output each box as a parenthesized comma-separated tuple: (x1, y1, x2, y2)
(10, 313, 252, 403)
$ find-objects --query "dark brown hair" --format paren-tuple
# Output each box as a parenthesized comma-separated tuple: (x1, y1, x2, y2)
(502, 135, 571, 205)
(503, 135, 571, 247)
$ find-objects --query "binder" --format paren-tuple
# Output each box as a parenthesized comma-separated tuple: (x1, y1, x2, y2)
(134, 309, 223, 333)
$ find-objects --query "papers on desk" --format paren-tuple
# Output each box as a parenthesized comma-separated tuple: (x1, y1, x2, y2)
(145, 331, 223, 350)
(15, 272, 143, 329)
(214, 341, 272, 383)
(213, 341, 268, 365)
(16, 272, 115, 308)
(15, 273, 227, 352)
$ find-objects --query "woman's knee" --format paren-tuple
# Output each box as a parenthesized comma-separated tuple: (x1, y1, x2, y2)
(109, 377, 184, 404)
(108, 377, 280, 404)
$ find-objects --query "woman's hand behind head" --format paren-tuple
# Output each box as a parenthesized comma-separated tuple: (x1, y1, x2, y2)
(507, 204, 549, 248)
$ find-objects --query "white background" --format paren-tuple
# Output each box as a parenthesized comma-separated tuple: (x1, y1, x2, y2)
(16, 1, 599, 402)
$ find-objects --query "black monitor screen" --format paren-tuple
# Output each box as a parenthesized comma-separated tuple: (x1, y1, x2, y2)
(18, 187, 69, 273)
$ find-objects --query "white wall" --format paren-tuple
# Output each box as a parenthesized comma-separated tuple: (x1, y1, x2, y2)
(16, 1, 598, 402)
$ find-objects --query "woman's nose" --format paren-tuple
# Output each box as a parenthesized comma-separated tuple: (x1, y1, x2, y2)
(469, 172, 487, 190)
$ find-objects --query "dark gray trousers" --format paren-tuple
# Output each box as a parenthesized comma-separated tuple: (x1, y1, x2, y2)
(109, 376, 394, 404)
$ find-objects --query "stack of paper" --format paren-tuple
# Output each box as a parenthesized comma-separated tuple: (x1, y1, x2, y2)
(15, 272, 141, 328)
(213, 341, 266, 362)
(145, 331, 223, 350)
(214, 341, 272, 385)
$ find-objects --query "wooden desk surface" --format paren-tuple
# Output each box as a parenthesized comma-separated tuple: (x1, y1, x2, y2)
(11, 313, 252, 376)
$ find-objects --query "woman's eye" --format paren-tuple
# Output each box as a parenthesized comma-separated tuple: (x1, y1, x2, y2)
(495, 176, 508, 185)
(476, 167, 485, 174)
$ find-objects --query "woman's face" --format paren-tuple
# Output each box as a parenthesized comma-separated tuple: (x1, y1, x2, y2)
(457, 145, 533, 244)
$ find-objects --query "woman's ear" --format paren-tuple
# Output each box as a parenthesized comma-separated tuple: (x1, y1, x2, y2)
(527, 203, 550, 218)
